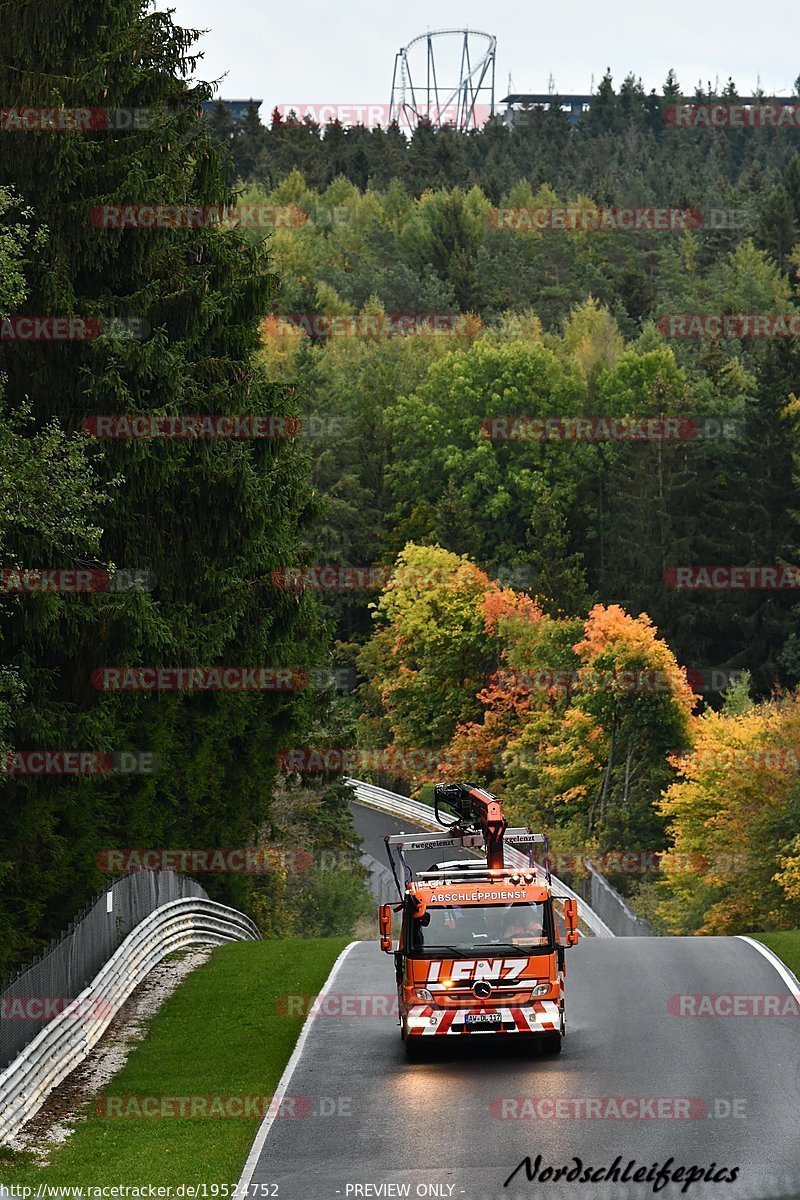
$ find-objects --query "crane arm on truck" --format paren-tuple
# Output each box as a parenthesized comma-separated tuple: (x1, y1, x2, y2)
(383, 781, 551, 899)
(433, 781, 508, 868)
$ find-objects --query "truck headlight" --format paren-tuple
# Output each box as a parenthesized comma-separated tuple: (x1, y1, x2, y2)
(532, 983, 550, 997)
(415, 987, 434, 1002)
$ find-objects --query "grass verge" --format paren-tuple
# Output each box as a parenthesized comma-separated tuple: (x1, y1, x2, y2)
(753, 930, 800, 979)
(0, 937, 349, 1188)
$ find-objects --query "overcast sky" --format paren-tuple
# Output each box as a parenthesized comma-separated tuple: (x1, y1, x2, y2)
(162, 0, 798, 112)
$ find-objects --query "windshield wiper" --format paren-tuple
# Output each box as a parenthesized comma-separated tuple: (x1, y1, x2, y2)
(419, 945, 476, 956)
(419, 943, 549, 956)
(482, 941, 544, 951)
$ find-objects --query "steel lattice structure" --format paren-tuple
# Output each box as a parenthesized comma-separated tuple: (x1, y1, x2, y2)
(389, 29, 496, 133)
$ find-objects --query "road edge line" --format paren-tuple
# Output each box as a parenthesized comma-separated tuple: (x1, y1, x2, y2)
(735, 935, 800, 997)
(237, 939, 360, 1192)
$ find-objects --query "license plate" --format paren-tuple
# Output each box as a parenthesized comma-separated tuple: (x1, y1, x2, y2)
(466, 1012, 501, 1029)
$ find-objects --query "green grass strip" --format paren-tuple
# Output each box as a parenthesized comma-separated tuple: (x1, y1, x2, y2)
(0, 937, 349, 1188)
(753, 930, 800, 981)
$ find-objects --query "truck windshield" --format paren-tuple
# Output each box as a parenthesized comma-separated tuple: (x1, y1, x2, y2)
(407, 901, 553, 956)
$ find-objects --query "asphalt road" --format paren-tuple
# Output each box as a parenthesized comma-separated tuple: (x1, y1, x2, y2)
(243, 803, 800, 1200)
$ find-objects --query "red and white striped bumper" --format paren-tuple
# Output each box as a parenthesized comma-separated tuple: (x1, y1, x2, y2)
(405, 1000, 562, 1037)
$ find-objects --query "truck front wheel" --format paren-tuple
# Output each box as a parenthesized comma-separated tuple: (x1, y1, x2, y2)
(404, 1035, 429, 1060)
(539, 1031, 563, 1054)
(539, 1009, 565, 1054)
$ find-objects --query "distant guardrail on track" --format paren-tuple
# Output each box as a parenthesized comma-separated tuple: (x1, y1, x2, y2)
(581, 862, 656, 937)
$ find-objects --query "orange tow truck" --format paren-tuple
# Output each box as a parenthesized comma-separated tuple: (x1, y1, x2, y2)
(378, 782, 579, 1058)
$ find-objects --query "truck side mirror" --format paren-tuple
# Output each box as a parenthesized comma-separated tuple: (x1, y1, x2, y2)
(378, 903, 393, 952)
(563, 897, 579, 947)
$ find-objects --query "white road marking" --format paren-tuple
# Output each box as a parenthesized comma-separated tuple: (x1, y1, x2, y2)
(735, 935, 800, 999)
(237, 940, 360, 1193)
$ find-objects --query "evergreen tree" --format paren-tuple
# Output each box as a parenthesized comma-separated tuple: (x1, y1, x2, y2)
(756, 183, 797, 272)
(662, 70, 681, 98)
(0, 0, 325, 968)
(781, 153, 800, 227)
(584, 71, 622, 136)
(206, 98, 236, 172)
(234, 100, 268, 182)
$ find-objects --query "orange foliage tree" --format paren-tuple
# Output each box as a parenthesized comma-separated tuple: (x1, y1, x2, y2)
(356, 545, 526, 785)
(440, 586, 544, 784)
(485, 604, 694, 852)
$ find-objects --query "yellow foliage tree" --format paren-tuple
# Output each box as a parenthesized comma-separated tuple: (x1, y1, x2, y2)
(658, 692, 800, 934)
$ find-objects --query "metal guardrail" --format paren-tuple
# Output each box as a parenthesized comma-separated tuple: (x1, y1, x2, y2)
(345, 778, 615, 938)
(360, 854, 398, 906)
(0, 897, 259, 1144)
(0, 869, 211, 1068)
(583, 863, 656, 937)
